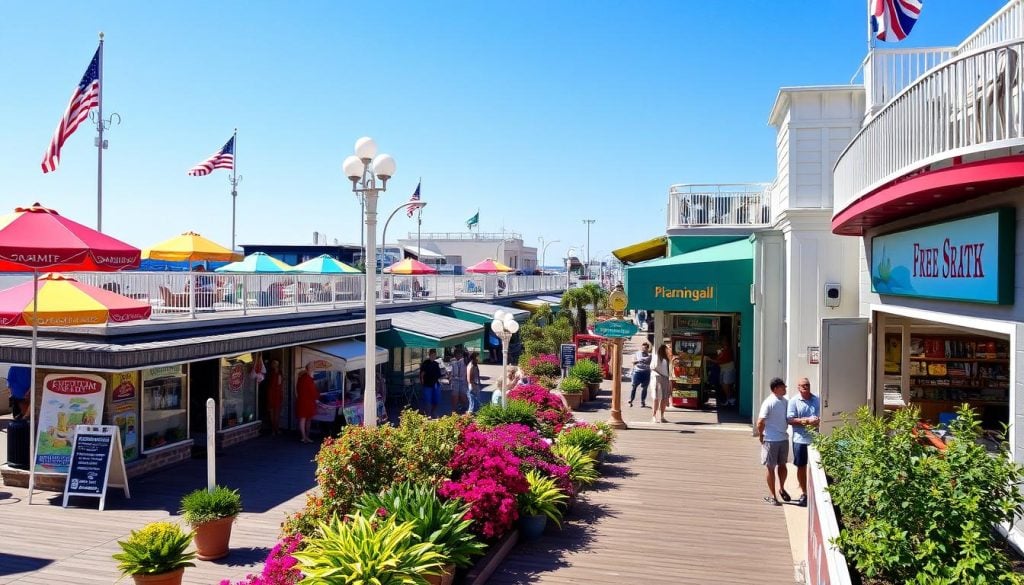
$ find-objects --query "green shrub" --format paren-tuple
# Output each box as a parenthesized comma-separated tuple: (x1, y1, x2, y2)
(113, 521, 196, 577)
(556, 423, 612, 455)
(313, 425, 403, 522)
(534, 375, 558, 390)
(560, 377, 586, 394)
(550, 443, 598, 488)
(180, 485, 242, 526)
(393, 411, 468, 487)
(517, 469, 568, 527)
(475, 400, 539, 430)
(568, 360, 602, 384)
(816, 405, 1024, 584)
(292, 513, 444, 584)
(355, 481, 485, 568)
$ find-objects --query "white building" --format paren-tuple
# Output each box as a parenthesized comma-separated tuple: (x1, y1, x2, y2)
(398, 232, 538, 273)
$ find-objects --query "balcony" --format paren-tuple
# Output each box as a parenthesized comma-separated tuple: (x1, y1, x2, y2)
(0, 272, 566, 323)
(834, 39, 1024, 234)
(667, 184, 771, 232)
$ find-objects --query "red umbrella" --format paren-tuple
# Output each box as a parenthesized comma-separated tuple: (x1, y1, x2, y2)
(0, 273, 152, 327)
(0, 203, 141, 501)
(466, 258, 515, 274)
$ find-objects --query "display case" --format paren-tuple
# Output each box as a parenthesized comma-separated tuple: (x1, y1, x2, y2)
(907, 335, 1010, 429)
(141, 365, 188, 452)
(670, 335, 705, 409)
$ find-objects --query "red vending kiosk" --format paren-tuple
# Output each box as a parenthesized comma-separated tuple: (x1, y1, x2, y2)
(671, 336, 705, 409)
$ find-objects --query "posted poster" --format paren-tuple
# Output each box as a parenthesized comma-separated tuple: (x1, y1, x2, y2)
(110, 372, 139, 460)
(35, 373, 107, 474)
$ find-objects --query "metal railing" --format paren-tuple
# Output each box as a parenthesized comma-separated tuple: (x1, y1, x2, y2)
(862, 47, 955, 115)
(667, 183, 772, 229)
(834, 40, 1024, 218)
(410, 232, 522, 241)
(1, 272, 565, 322)
(958, 0, 1024, 54)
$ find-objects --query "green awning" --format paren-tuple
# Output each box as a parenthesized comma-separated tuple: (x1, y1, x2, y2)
(624, 239, 753, 310)
(378, 310, 482, 349)
(443, 302, 529, 325)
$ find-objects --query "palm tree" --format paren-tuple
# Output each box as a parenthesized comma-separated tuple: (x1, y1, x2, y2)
(561, 287, 590, 333)
(580, 283, 608, 321)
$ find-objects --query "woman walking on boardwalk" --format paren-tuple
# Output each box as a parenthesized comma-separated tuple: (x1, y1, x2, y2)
(296, 363, 319, 443)
(651, 343, 671, 423)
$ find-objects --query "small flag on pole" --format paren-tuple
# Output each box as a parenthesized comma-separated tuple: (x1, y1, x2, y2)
(41, 47, 101, 173)
(406, 181, 423, 217)
(871, 0, 922, 43)
(466, 211, 479, 229)
(187, 136, 235, 176)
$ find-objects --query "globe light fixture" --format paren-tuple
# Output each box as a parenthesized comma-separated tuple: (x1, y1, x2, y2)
(491, 311, 519, 407)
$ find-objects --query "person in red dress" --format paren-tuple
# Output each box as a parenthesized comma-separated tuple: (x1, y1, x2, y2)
(267, 360, 284, 436)
(296, 363, 319, 443)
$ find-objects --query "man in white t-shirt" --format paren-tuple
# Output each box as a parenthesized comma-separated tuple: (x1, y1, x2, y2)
(756, 377, 790, 506)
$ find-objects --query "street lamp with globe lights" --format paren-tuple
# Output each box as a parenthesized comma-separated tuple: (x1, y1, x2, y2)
(491, 309, 520, 407)
(343, 136, 396, 428)
(539, 238, 560, 275)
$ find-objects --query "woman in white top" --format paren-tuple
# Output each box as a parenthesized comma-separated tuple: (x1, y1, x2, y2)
(650, 343, 671, 423)
(466, 351, 483, 413)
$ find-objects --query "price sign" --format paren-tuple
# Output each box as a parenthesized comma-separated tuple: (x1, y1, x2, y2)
(560, 344, 577, 369)
(63, 425, 130, 510)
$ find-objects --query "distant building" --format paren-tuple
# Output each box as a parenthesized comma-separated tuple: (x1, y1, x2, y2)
(398, 232, 538, 273)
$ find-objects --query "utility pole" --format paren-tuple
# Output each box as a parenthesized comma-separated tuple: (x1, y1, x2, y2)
(582, 219, 595, 279)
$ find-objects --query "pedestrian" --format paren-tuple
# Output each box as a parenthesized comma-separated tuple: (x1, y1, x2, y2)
(629, 341, 652, 407)
(787, 377, 820, 507)
(296, 363, 319, 444)
(7, 365, 30, 420)
(420, 349, 443, 417)
(467, 351, 483, 413)
(650, 343, 671, 423)
(757, 377, 791, 506)
(716, 338, 737, 408)
(449, 349, 468, 413)
(267, 360, 284, 436)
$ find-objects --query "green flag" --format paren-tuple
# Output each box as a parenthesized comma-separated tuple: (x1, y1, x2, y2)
(466, 211, 479, 228)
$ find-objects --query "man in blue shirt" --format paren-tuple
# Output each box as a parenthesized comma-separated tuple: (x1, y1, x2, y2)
(756, 377, 790, 506)
(787, 377, 820, 507)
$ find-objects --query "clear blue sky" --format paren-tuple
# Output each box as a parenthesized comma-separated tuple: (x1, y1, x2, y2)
(0, 1, 1008, 262)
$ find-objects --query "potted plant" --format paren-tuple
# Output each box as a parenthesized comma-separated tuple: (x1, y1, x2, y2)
(517, 470, 568, 541)
(113, 521, 196, 585)
(292, 513, 446, 584)
(355, 481, 486, 585)
(180, 485, 242, 561)
(569, 360, 603, 400)
(551, 442, 599, 495)
(556, 422, 612, 462)
(558, 376, 586, 410)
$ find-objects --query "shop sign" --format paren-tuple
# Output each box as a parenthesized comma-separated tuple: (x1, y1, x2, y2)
(653, 285, 714, 300)
(228, 363, 245, 392)
(671, 315, 720, 331)
(559, 344, 577, 369)
(34, 373, 107, 474)
(870, 209, 1015, 304)
(311, 358, 335, 371)
(111, 372, 137, 402)
(594, 319, 639, 338)
(143, 365, 183, 380)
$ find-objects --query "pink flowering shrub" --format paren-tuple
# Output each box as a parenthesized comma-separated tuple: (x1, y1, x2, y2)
(526, 354, 561, 377)
(220, 534, 303, 585)
(508, 384, 575, 438)
(485, 423, 571, 492)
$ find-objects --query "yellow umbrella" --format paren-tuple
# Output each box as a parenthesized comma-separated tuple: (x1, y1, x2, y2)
(143, 231, 242, 262)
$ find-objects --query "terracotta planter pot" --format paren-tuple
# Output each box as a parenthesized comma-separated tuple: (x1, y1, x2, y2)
(192, 516, 235, 561)
(424, 564, 456, 585)
(131, 568, 185, 585)
(562, 392, 583, 410)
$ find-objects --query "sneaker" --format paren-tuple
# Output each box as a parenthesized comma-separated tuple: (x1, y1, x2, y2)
(797, 494, 807, 507)
(652, 417, 660, 423)
(641, 402, 647, 408)
(628, 401, 633, 407)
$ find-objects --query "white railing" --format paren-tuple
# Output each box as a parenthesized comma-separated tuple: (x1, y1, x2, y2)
(0, 272, 565, 322)
(411, 232, 521, 241)
(835, 40, 1024, 218)
(667, 183, 771, 229)
(862, 47, 955, 115)
(958, 0, 1024, 55)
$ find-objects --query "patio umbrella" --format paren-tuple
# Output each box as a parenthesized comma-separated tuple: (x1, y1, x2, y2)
(215, 251, 294, 273)
(143, 231, 242, 263)
(383, 258, 437, 275)
(465, 258, 515, 274)
(292, 254, 360, 274)
(0, 273, 152, 326)
(0, 203, 140, 500)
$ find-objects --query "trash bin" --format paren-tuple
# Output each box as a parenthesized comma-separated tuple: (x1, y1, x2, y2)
(7, 417, 30, 469)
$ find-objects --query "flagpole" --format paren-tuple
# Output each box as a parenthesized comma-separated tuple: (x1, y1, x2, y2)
(417, 177, 422, 257)
(96, 32, 104, 233)
(230, 128, 239, 251)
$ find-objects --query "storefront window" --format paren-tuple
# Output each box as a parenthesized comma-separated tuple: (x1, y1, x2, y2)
(220, 355, 258, 430)
(141, 365, 188, 452)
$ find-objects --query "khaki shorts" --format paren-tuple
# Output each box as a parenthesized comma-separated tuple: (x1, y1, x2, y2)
(761, 440, 789, 467)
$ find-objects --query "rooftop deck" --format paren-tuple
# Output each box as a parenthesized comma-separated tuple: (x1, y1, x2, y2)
(666, 184, 772, 232)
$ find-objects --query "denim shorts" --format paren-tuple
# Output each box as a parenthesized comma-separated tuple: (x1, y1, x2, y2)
(793, 442, 809, 467)
(422, 383, 442, 405)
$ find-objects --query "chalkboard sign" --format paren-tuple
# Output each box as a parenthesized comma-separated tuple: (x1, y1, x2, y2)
(560, 344, 577, 370)
(63, 425, 130, 510)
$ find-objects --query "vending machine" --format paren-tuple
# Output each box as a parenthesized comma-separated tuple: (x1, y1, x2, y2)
(671, 335, 705, 409)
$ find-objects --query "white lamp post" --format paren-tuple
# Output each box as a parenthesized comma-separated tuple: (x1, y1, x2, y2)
(343, 136, 396, 428)
(539, 238, 560, 274)
(491, 309, 520, 407)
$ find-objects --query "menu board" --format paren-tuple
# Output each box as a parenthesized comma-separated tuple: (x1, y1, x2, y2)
(62, 425, 130, 511)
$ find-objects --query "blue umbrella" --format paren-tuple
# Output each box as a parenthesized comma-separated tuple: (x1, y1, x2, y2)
(215, 252, 294, 273)
(292, 254, 360, 274)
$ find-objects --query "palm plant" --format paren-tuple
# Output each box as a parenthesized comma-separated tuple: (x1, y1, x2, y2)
(580, 283, 608, 319)
(560, 287, 590, 333)
(550, 443, 599, 488)
(517, 470, 568, 527)
(113, 521, 196, 578)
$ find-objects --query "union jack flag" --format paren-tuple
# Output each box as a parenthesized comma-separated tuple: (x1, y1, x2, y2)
(872, 0, 923, 43)
(187, 136, 235, 176)
(406, 181, 423, 217)
(41, 47, 101, 173)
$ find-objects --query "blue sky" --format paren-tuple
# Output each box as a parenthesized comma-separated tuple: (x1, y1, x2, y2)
(0, 1, 1009, 262)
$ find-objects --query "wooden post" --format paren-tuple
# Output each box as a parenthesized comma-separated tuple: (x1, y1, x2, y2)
(608, 336, 627, 429)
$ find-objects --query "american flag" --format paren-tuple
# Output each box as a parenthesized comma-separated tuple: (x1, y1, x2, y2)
(872, 0, 923, 43)
(406, 181, 423, 217)
(41, 47, 101, 173)
(187, 136, 235, 176)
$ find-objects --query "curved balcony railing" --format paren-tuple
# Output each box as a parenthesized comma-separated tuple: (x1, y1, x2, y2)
(834, 40, 1024, 218)
(667, 183, 771, 230)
